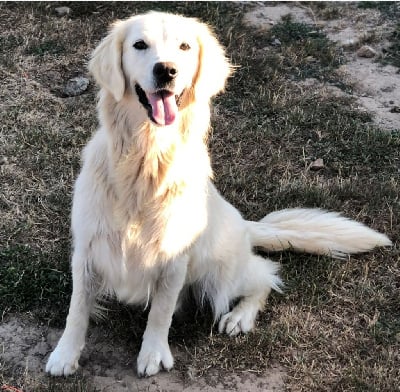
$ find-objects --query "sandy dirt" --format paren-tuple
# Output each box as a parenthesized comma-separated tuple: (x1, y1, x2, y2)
(1, 316, 285, 391)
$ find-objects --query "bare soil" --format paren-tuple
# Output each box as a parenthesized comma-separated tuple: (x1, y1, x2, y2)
(1, 316, 284, 391)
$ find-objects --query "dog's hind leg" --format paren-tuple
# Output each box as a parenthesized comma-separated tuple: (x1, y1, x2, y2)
(46, 250, 96, 376)
(218, 254, 282, 336)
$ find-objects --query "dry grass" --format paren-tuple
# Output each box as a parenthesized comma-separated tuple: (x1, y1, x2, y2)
(1, 2, 399, 391)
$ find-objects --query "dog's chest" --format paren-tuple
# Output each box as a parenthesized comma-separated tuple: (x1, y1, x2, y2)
(121, 136, 210, 261)
(112, 183, 208, 304)
(159, 180, 208, 258)
(123, 177, 208, 264)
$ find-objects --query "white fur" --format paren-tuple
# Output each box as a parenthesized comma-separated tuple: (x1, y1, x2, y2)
(46, 11, 391, 378)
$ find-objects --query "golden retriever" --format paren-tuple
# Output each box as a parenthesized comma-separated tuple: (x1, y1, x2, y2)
(46, 11, 391, 377)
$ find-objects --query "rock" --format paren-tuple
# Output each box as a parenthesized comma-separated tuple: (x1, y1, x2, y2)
(271, 38, 281, 47)
(54, 6, 71, 17)
(309, 158, 324, 171)
(390, 106, 400, 113)
(63, 76, 89, 97)
(357, 45, 377, 58)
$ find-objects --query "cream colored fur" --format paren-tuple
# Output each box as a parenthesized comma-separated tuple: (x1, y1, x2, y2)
(46, 11, 391, 378)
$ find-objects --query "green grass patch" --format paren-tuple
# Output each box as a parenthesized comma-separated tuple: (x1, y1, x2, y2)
(358, 1, 400, 16)
(25, 39, 66, 56)
(382, 23, 400, 68)
(358, 1, 400, 68)
(267, 15, 344, 81)
(0, 34, 24, 53)
(271, 15, 325, 44)
(0, 244, 71, 322)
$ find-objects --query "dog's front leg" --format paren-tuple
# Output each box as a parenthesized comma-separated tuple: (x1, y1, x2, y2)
(137, 255, 188, 377)
(46, 251, 95, 376)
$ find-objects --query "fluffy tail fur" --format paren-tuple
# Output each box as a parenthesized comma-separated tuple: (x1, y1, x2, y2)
(247, 208, 392, 259)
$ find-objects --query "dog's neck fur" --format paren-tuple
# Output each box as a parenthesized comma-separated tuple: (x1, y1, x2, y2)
(97, 89, 212, 265)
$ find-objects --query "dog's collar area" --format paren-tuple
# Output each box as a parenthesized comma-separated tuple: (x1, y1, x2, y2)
(135, 84, 184, 126)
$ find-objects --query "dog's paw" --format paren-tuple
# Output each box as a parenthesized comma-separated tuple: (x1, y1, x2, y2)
(137, 339, 174, 377)
(218, 308, 256, 336)
(45, 344, 80, 376)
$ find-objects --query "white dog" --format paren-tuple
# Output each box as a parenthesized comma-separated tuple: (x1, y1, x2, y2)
(46, 11, 391, 377)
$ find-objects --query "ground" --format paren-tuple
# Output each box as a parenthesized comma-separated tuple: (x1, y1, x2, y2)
(1, 2, 399, 392)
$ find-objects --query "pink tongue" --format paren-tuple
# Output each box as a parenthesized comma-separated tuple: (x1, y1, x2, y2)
(147, 92, 177, 126)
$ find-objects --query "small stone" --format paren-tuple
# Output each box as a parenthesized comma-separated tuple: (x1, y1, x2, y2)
(63, 76, 90, 97)
(390, 106, 400, 113)
(357, 45, 377, 58)
(271, 38, 281, 47)
(54, 6, 71, 17)
(309, 158, 324, 171)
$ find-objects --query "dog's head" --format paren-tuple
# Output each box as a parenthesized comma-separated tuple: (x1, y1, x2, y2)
(89, 11, 232, 127)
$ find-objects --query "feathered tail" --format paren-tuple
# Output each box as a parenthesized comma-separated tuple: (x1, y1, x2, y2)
(247, 208, 392, 259)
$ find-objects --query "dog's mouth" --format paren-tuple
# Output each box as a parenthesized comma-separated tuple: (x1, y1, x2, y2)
(135, 84, 183, 127)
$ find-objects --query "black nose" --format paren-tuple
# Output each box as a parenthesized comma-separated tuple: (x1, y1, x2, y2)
(153, 62, 178, 85)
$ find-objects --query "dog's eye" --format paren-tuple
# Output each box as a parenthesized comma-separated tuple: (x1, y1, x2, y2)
(180, 42, 191, 51)
(133, 40, 148, 50)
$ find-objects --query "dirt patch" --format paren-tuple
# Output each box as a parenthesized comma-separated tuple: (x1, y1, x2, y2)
(243, 2, 400, 130)
(341, 59, 400, 130)
(1, 316, 285, 391)
(243, 4, 314, 30)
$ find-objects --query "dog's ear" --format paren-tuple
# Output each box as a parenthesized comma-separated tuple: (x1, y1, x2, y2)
(89, 20, 126, 101)
(193, 22, 232, 101)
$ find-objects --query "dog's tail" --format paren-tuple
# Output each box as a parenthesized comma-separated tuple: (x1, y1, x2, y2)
(246, 208, 391, 259)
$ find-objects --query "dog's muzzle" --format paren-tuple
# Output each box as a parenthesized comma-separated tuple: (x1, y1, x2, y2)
(153, 62, 178, 88)
(134, 61, 186, 126)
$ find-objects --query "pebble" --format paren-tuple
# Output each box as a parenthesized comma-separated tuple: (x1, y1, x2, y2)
(63, 76, 90, 97)
(357, 45, 377, 58)
(309, 158, 325, 171)
(271, 38, 281, 47)
(54, 6, 71, 17)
